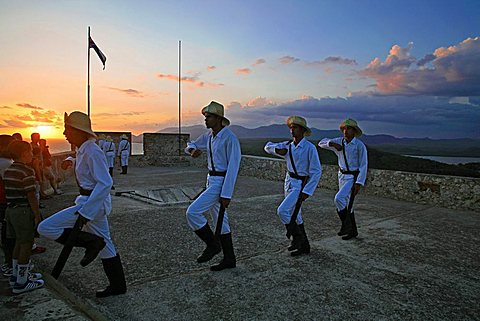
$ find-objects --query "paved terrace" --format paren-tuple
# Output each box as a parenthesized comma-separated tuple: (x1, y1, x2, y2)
(1, 165, 479, 320)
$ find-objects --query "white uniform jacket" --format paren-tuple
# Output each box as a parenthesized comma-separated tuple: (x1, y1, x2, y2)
(318, 137, 368, 185)
(185, 127, 241, 199)
(117, 140, 130, 157)
(97, 139, 105, 150)
(102, 141, 116, 156)
(75, 139, 113, 220)
(264, 138, 322, 196)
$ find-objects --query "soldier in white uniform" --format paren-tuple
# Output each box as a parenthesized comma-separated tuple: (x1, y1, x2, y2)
(318, 118, 368, 240)
(264, 116, 322, 256)
(185, 101, 241, 271)
(102, 136, 116, 177)
(38, 111, 126, 297)
(97, 134, 106, 151)
(117, 134, 130, 174)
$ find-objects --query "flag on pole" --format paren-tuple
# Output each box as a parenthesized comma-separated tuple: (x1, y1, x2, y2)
(89, 36, 107, 69)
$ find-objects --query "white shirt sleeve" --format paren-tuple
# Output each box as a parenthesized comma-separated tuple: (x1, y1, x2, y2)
(356, 142, 368, 186)
(264, 141, 289, 158)
(185, 132, 209, 155)
(318, 137, 342, 152)
(77, 148, 113, 220)
(220, 135, 242, 199)
(302, 145, 322, 196)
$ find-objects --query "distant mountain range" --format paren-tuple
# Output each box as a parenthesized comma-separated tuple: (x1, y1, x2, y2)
(149, 124, 480, 157)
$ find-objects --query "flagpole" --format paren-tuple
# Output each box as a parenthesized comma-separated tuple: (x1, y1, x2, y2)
(87, 26, 91, 117)
(178, 40, 181, 156)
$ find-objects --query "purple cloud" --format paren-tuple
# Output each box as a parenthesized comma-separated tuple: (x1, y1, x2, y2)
(306, 56, 358, 66)
(279, 56, 300, 64)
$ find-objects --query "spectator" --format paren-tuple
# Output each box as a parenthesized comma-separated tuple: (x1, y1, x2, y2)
(0, 135, 14, 276)
(39, 139, 62, 195)
(4, 140, 44, 293)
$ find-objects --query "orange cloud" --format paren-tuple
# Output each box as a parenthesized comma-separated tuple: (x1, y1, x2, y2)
(360, 37, 480, 96)
(236, 68, 251, 75)
(16, 103, 44, 110)
(207, 66, 216, 71)
(157, 73, 223, 88)
(107, 87, 146, 98)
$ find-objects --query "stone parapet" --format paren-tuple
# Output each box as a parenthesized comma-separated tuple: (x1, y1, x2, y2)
(238, 155, 480, 212)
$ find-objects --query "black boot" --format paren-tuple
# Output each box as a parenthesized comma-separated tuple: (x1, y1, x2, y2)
(342, 211, 358, 240)
(291, 224, 310, 257)
(210, 233, 236, 271)
(120, 166, 126, 174)
(286, 222, 300, 251)
(337, 209, 348, 236)
(194, 224, 221, 263)
(96, 254, 127, 298)
(124, 166, 127, 174)
(55, 228, 106, 267)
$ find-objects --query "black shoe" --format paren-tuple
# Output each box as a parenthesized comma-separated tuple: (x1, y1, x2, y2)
(55, 229, 106, 267)
(96, 254, 127, 298)
(342, 211, 358, 240)
(194, 224, 221, 263)
(211, 233, 236, 271)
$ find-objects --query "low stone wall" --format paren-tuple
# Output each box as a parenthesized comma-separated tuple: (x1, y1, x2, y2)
(50, 151, 76, 185)
(239, 155, 480, 212)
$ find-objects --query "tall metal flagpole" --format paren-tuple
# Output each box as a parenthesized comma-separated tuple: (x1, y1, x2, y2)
(178, 40, 182, 156)
(87, 26, 91, 117)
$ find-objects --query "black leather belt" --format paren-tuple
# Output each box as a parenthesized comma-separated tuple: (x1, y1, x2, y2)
(209, 171, 227, 177)
(288, 172, 307, 180)
(79, 188, 93, 196)
(339, 169, 360, 175)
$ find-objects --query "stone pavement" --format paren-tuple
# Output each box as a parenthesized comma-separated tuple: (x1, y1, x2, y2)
(1, 165, 479, 320)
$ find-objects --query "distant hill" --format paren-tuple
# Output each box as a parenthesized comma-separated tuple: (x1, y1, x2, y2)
(239, 138, 480, 178)
(157, 124, 480, 157)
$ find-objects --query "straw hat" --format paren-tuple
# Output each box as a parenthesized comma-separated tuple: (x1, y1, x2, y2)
(201, 101, 230, 126)
(120, 134, 128, 140)
(98, 133, 106, 140)
(287, 116, 312, 136)
(106, 136, 113, 142)
(64, 112, 97, 138)
(339, 118, 362, 137)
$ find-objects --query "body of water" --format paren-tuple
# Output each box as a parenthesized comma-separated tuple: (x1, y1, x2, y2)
(405, 155, 480, 164)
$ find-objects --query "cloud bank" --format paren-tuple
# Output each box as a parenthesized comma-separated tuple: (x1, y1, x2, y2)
(224, 95, 480, 139)
(360, 37, 480, 97)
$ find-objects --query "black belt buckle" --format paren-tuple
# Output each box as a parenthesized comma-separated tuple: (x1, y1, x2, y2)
(209, 171, 226, 177)
(288, 172, 307, 180)
(79, 188, 93, 196)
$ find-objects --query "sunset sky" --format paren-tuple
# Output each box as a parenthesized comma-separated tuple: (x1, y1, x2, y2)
(1, 0, 479, 139)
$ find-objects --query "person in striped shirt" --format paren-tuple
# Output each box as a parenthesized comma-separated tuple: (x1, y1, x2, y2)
(4, 140, 44, 294)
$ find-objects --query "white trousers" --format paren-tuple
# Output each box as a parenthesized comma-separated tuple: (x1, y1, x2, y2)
(120, 152, 129, 166)
(277, 176, 304, 225)
(334, 172, 355, 211)
(38, 203, 117, 259)
(186, 175, 231, 234)
(105, 152, 115, 168)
